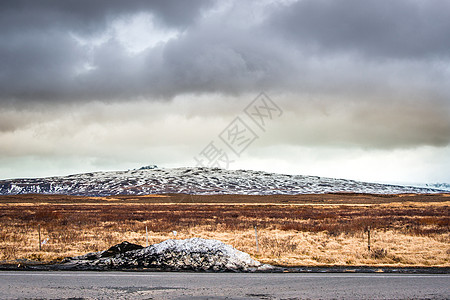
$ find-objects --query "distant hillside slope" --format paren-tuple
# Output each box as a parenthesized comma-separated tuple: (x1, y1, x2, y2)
(0, 167, 444, 196)
(424, 183, 450, 191)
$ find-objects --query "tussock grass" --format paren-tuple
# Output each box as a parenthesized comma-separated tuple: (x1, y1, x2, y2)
(0, 197, 448, 266)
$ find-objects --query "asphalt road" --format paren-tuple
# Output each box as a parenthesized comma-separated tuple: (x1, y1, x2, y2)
(0, 271, 448, 299)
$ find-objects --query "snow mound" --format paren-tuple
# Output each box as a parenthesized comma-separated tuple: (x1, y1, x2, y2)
(63, 238, 271, 272)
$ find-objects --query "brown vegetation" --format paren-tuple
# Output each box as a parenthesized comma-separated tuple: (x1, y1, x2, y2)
(1, 192, 449, 204)
(0, 193, 448, 266)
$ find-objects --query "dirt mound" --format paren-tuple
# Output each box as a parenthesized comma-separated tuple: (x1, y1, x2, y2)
(62, 238, 272, 272)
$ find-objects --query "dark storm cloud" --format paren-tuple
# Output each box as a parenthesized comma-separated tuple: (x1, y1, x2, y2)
(153, 25, 295, 97)
(0, 32, 86, 100)
(0, 0, 214, 103)
(1, 0, 449, 104)
(287, 0, 450, 59)
(270, 0, 450, 59)
(0, 0, 212, 33)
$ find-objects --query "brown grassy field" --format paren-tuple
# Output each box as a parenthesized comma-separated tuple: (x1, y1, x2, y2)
(0, 193, 449, 267)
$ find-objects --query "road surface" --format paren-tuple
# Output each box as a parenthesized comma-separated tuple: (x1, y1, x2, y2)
(0, 271, 448, 299)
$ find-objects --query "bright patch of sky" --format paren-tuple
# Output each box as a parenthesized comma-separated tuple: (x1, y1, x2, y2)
(113, 13, 179, 53)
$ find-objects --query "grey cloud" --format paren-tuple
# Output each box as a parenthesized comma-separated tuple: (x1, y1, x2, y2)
(0, 0, 213, 34)
(270, 97, 450, 149)
(157, 32, 283, 97)
(0, 0, 215, 103)
(269, 0, 450, 59)
(0, 32, 87, 102)
(0, 0, 449, 121)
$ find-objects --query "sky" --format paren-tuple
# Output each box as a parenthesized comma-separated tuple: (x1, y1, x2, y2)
(1, 0, 449, 184)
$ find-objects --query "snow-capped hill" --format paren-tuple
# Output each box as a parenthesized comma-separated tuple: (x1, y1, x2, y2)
(0, 167, 444, 196)
(424, 183, 450, 191)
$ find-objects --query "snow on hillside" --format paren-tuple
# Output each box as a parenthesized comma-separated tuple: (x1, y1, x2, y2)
(0, 167, 445, 196)
(424, 183, 450, 191)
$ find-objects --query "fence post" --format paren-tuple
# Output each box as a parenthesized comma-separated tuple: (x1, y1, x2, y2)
(254, 225, 259, 253)
(146, 226, 149, 247)
(367, 226, 371, 252)
(38, 224, 41, 251)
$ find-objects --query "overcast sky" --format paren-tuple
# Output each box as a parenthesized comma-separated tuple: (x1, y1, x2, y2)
(1, 0, 449, 184)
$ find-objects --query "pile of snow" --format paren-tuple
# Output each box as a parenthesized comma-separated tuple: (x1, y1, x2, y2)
(0, 167, 445, 196)
(62, 238, 271, 272)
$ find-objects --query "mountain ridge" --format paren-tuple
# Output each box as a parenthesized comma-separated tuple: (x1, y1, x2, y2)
(0, 167, 445, 196)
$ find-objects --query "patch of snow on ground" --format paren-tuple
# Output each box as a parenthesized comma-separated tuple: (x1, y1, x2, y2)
(63, 238, 271, 272)
(142, 238, 262, 270)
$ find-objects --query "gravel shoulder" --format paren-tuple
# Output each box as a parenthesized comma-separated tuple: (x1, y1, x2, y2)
(1, 262, 449, 274)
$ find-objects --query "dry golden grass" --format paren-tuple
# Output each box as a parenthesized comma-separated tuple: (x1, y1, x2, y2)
(0, 194, 448, 267)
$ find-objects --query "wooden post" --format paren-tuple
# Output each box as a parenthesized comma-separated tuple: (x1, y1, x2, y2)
(145, 226, 149, 247)
(38, 224, 41, 251)
(367, 226, 371, 252)
(254, 225, 259, 253)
